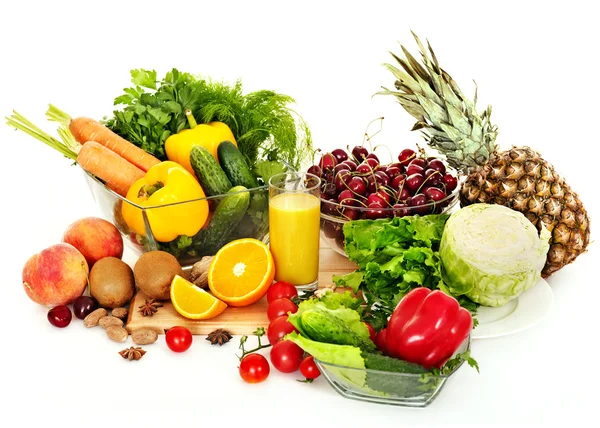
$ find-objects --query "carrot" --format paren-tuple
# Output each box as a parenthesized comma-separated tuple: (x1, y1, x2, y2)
(5, 110, 144, 197)
(47, 104, 161, 173)
(77, 141, 145, 197)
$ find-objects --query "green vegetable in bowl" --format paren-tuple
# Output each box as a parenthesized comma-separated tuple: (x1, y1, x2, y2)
(439, 203, 551, 307)
(332, 215, 479, 328)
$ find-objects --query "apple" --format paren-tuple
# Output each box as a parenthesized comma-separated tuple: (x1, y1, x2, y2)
(22, 243, 89, 307)
(62, 217, 124, 268)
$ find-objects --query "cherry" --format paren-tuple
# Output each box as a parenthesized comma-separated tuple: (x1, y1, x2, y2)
(406, 163, 424, 176)
(375, 189, 391, 204)
(424, 169, 443, 186)
(374, 171, 390, 187)
(331, 148, 349, 164)
(334, 170, 352, 192)
(319, 152, 337, 172)
(386, 166, 402, 180)
(366, 153, 379, 163)
(398, 148, 416, 166)
(391, 174, 407, 190)
(321, 220, 339, 238)
(408, 158, 427, 169)
(365, 205, 386, 219)
(48, 305, 72, 328)
(341, 207, 359, 221)
(405, 173, 425, 193)
(307, 164, 322, 178)
(351, 146, 369, 162)
(323, 181, 338, 197)
(321, 199, 337, 216)
(72, 295, 98, 320)
(367, 193, 386, 207)
(423, 187, 447, 202)
(397, 186, 412, 201)
(365, 175, 378, 193)
(342, 160, 358, 171)
(392, 203, 411, 217)
(356, 162, 374, 175)
(426, 158, 447, 175)
(333, 163, 351, 174)
(443, 173, 458, 192)
(365, 158, 379, 169)
(337, 189, 356, 206)
(408, 193, 431, 215)
(347, 176, 367, 195)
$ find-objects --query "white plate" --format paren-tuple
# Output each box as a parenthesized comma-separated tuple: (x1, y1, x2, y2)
(471, 278, 553, 340)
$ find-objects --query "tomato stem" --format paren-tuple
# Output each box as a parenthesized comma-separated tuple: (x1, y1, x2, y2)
(237, 327, 272, 361)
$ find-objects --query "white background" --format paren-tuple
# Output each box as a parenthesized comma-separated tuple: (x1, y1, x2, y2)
(0, 0, 598, 426)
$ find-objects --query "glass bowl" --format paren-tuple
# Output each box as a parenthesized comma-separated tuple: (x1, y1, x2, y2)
(315, 336, 470, 407)
(320, 185, 459, 257)
(83, 170, 269, 268)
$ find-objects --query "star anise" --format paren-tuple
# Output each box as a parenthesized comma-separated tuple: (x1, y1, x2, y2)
(138, 298, 163, 317)
(206, 328, 233, 346)
(119, 346, 146, 361)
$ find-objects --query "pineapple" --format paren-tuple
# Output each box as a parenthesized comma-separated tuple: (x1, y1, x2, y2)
(379, 32, 590, 277)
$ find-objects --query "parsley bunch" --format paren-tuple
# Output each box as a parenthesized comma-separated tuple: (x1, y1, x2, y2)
(104, 68, 312, 170)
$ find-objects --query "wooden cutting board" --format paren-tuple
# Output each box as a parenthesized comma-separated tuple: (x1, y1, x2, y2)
(125, 243, 358, 335)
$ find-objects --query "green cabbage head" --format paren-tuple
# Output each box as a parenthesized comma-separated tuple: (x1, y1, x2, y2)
(440, 204, 551, 307)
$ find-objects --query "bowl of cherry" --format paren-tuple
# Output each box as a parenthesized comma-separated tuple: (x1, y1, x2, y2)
(310, 145, 460, 257)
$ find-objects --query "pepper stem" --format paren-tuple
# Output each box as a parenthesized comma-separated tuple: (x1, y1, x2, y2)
(137, 181, 164, 198)
(185, 110, 197, 129)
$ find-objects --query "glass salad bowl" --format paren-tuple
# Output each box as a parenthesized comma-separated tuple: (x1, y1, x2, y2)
(320, 185, 460, 257)
(314, 336, 470, 407)
(83, 170, 269, 268)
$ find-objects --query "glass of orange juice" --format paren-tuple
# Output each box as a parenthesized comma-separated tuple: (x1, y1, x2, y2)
(268, 172, 321, 292)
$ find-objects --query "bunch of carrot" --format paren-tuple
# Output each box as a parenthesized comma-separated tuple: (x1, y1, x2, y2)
(6, 105, 161, 197)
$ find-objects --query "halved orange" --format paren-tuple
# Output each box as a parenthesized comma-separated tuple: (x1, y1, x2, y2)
(208, 238, 275, 307)
(170, 275, 228, 319)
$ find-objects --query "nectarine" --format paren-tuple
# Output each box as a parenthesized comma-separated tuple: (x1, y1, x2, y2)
(62, 217, 123, 268)
(22, 243, 89, 306)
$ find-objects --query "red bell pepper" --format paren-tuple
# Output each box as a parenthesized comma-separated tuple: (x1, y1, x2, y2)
(385, 287, 472, 369)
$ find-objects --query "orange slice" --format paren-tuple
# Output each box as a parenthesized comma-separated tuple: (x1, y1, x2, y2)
(170, 275, 227, 320)
(208, 238, 275, 307)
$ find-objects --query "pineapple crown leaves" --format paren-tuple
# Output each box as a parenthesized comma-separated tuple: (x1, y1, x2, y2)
(377, 31, 499, 174)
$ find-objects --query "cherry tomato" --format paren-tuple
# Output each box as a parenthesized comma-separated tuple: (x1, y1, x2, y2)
(299, 355, 321, 380)
(165, 326, 193, 352)
(267, 298, 298, 321)
(239, 353, 270, 383)
(267, 281, 298, 304)
(375, 327, 388, 355)
(267, 315, 299, 345)
(364, 322, 376, 342)
(269, 340, 304, 373)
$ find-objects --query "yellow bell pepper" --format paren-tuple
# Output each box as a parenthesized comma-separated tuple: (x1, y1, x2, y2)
(164, 110, 237, 176)
(121, 161, 209, 243)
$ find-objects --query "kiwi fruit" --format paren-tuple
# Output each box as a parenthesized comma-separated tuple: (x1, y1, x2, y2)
(89, 257, 135, 309)
(133, 251, 183, 301)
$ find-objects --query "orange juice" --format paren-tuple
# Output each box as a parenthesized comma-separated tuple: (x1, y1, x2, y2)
(269, 192, 320, 286)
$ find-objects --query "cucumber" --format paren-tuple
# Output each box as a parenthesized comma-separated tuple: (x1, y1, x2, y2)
(300, 309, 377, 352)
(190, 145, 232, 196)
(217, 141, 259, 189)
(195, 185, 251, 254)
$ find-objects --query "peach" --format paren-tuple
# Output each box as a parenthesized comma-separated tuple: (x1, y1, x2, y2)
(62, 217, 124, 268)
(22, 243, 89, 306)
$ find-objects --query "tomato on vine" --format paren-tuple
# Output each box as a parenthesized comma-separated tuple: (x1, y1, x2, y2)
(267, 315, 298, 345)
(267, 281, 298, 304)
(270, 340, 304, 373)
(299, 355, 321, 381)
(239, 353, 270, 383)
(267, 298, 298, 321)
